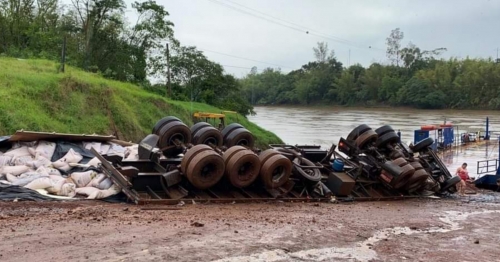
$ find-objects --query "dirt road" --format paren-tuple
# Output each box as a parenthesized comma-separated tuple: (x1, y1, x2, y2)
(1, 194, 500, 262)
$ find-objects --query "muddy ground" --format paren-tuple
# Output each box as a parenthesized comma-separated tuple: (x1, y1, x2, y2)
(1, 193, 500, 262)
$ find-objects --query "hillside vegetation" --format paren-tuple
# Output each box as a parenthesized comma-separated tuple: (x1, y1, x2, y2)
(0, 57, 282, 147)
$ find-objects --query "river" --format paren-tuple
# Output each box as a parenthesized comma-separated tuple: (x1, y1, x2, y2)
(248, 106, 500, 176)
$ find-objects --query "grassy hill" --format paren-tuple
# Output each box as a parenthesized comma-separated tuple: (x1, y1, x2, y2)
(0, 57, 282, 148)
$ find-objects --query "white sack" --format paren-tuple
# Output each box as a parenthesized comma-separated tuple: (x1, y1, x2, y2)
(5, 173, 17, 182)
(0, 155, 12, 167)
(46, 177, 67, 194)
(52, 148, 83, 171)
(59, 183, 76, 197)
(75, 187, 100, 197)
(14, 155, 34, 166)
(0, 166, 30, 176)
(107, 143, 126, 157)
(25, 177, 53, 190)
(88, 173, 113, 190)
(4, 146, 32, 158)
(87, 157, 101, 168)
(11, 141, 37, 149)
(26, 156, 52, 169)
(35, 141, 56, 160)
(12, 173, 46, 186)
(89, 184, 121, 199)
(83, 142, 101, 152)
(70, 170, 98, 188)
(100, 143, 111, 155)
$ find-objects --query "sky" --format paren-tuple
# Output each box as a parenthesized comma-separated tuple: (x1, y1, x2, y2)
(123, 0, 500, 77)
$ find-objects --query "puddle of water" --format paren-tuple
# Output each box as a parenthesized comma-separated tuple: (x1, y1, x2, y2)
(212, 210, 500, 262)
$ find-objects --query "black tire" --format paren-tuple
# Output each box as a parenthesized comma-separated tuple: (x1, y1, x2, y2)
(355, 129, 378, 149)
(191, 122, 211, 136)
(346, 124, 372, 141)
(221, 123, 244, 140)
(224, 128, 255, 148)
(225, 150, 261, 188)
(152, 116, 181, 135)
(376, 131, 400, 148)
(439, 176, 461, 193)
(375, 125, 395, 137)
(186, 150, 225, 190)
(192, 126, 223, 147)
(380, 161, 403, 178)
(181, 144, 213, 174)
(260, 154, 292, 189)
(292, 158, 321, 182)
(158, 121, 191, 157)
(412, 137, 434, 152)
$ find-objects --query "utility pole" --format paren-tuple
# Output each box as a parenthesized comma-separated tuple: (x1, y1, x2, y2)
(348, 49, 351, 67)
(166, 43, 171, 97)
(60, 35, 67, 73)
(496, 48, 499, 64)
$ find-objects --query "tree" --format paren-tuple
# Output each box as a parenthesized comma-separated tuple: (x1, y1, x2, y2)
(313, 42, 335, 63)
(386, 28, 404, 66)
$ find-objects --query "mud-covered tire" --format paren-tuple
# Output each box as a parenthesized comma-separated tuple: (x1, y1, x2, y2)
(413, 137, 434, 152)
(375, 125, 395, 137)
(225, 150, 260, 188)
(439, 176, 461, 193)
(152, 116, 181, 135)
(222, 146, 247, 166)
(181, 144, 213, 174)
(186, 150, 225, 189)
(260, 154, 292, 189)
(221, 123, 244, 140)
(292, 157, 321, 182)
(355, 129, 378, 149)
(191, 122, 212, 136)
(392, 157, 408, 167)
(158, 121, 191, 157)
(346, 124, 372, 141)
(389, 150, 404, 160)
(192, 126, 223, 147)
(409, 161, 424, 171)
(259, 149, 280, 164)
(376, 131, 400, 148)
(224, 128, 255, 148)
(391, 164, 415, 189)
(405, 169, 429, 192)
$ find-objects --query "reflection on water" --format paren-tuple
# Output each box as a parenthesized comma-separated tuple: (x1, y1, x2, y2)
(249, 106, 500, 176)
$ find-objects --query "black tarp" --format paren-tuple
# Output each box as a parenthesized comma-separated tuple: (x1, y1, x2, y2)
(0, 183, 55, 201)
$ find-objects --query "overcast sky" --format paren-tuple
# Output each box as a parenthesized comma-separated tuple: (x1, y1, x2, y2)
(125, 0, 500, 77)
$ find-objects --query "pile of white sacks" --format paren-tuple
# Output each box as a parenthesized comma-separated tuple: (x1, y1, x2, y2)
(0, 140, 139, 199)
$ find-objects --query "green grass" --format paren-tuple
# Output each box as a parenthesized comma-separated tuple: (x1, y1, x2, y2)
(0, 57, 282, 148)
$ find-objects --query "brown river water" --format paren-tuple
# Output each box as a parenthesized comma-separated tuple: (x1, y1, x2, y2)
(249, 106, 500, 176)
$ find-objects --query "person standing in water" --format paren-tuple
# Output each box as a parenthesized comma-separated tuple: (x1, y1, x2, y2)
(455, 163, 469, 196)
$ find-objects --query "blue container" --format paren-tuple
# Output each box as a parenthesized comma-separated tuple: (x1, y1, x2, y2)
(332, 159, 344, 172)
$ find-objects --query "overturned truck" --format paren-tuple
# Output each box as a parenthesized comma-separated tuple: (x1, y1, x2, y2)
(94, 118, 461, 204)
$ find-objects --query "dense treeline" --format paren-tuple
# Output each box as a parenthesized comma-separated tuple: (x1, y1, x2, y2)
(0, 0, 252, 115)
(240, 29, 500, 110)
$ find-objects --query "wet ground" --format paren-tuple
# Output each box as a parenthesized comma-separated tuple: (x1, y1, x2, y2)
(1, 193, 500, 262)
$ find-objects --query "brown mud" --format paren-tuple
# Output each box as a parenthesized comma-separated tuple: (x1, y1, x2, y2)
(1, 193, 500, 262)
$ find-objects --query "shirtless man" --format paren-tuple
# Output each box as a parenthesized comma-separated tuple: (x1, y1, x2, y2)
(455, 163, 469, 196)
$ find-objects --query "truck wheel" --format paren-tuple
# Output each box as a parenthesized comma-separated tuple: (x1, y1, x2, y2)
(346, 124, 372, 141)
(186, 150, 225, 189)
(260, 154, 292, 189)
(412, 137, 434, 152)
(152, 116, 181, 135)
(225, 150, 260, 188)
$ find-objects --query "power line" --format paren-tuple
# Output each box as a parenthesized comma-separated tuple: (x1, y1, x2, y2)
(220, 64, 257, 70)
(199, 48, 291, 69)
(208, 0, 384, 51)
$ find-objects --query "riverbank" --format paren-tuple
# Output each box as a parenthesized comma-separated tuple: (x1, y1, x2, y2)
(0, 58, 282, 148)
